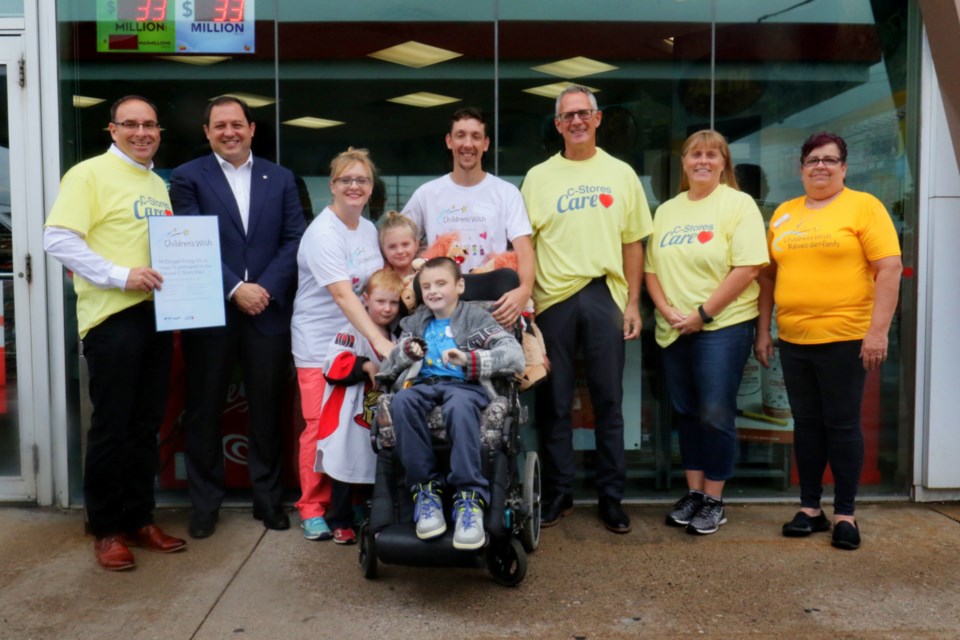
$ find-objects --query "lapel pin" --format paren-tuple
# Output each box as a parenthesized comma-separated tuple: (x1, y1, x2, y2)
(262, 175, 268, 179)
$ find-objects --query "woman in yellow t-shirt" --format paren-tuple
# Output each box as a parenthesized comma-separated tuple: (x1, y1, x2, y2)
(756, 132, 902, 551)
(645, 130, 769, 536)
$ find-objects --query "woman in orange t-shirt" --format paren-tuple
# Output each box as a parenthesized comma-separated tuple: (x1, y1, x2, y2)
(756, 132, 902, 551)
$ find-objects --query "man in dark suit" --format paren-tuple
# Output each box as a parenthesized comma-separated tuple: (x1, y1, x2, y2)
(170, 96, 306, 538)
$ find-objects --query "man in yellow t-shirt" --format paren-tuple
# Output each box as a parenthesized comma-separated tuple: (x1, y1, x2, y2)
(521, 85, 653, 535)
(44, 96, 185, 571)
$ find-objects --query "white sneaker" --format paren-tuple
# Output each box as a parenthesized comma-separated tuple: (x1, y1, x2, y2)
(453, 492, 485, 550)
(413, 483, 446, 540)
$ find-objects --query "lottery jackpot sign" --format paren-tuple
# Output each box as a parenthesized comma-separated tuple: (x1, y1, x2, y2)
(97, 0, 255, 54)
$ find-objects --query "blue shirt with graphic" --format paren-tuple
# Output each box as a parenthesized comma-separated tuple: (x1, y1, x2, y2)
(418, 318, 465, 380)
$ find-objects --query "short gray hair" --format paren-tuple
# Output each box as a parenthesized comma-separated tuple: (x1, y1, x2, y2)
(555, 85, 599, 116)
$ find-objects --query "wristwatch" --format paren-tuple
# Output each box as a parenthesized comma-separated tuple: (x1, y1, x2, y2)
(697, 305, 714, 324)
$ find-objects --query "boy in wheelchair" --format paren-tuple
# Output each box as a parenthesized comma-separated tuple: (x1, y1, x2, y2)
(376, 256, 524, 550)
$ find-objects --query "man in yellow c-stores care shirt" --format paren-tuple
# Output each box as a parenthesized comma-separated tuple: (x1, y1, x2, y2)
(43, 96, 185, 571)
(521, 84, 652, 535)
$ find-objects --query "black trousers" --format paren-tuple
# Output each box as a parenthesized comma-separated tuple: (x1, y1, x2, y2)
(82, 302, 173, 537)
(779, 339, 866, 516)
(181, 304, 291, 513)
(535, 278, 626, 502)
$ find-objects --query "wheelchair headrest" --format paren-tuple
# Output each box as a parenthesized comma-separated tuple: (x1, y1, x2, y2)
(413, 268, 520, 306)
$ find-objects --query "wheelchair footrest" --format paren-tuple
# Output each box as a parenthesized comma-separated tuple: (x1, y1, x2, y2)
(374, 523, 486, 568)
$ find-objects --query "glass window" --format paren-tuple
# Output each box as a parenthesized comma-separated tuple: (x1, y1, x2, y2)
(53, 0, 918, 503)
(277, 2, 496, 218)
(713, 0, 917, 499)
(499, 1, 715, 496)
(0, 0, 23, 19)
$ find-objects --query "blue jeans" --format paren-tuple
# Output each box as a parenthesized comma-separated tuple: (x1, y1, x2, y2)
(391, 380, 490, 503)
(661, 320, 755, 481)
(778, 339, 866, 516)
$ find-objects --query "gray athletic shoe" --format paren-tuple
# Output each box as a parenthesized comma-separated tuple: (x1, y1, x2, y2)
(686, 496, 727, 535)
(413, 482, 446, 540)
(666, 491, 703, 527)
(452, 491, 485, 550)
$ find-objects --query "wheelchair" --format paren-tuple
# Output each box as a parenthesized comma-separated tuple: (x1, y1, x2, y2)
(357, 269, 541, 587)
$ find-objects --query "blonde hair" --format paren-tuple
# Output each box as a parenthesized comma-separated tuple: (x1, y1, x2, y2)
(365, 268, 405, 296)
(329, 147, 377, 182)
(378, 210, 419, 245)
(678, 130, 740, 193)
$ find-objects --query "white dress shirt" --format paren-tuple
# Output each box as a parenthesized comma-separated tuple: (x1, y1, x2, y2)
(214, 151, 253, 234)
(215, 152, 254, 298)
(43, 144, 153, 290)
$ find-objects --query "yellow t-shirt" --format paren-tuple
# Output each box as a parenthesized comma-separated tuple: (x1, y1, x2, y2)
(45, 152, 173, 338)
(644, 184, 769, 347)
(768, 187, 901, 344)
(521, 148, 653, 313)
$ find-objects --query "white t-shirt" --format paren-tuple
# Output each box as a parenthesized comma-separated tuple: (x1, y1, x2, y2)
(291, 207, 383, 367)
(402, 173, 532, 273)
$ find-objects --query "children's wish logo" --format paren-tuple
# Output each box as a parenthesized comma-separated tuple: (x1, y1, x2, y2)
(161, 227, 212, 248)
(771, 212, 834, 253)
(436, 205, 486, 227)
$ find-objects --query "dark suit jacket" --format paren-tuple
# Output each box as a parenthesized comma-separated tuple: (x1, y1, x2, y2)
(169, 154, 306, 336)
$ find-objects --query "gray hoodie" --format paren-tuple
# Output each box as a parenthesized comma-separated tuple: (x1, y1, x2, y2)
(376, 301, 524, 398)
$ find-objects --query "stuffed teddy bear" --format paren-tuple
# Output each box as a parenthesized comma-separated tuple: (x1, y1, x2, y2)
(412, 232, 469, 273)
(399, 274, 418, 313)
(471, 251, 550, 391)
(515, 318, 550, 391)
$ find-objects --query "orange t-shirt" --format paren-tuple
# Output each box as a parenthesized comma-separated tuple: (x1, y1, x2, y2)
(768, 188, 900, 344)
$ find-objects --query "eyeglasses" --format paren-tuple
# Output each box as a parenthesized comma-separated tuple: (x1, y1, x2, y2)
(333, 176, 372, 187)
(802, 156, 842, 168)
(556, 109, 596, 123)
(112, 120, 160, 132)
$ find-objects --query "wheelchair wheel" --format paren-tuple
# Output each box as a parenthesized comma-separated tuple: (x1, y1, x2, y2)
(519, 452, 541, 552)
(486, 537, 527, 587)
(358, 523, 377, 579)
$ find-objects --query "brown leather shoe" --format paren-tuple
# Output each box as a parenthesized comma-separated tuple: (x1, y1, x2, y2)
(125, 524, 187, 553)
(94, 536, 136, 571)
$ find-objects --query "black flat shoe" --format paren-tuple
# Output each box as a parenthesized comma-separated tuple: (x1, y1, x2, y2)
(782, 511, 830, 537)
(541, 494, 573, 528)
(598, 497, 631, 534)
(188, 510, 218, 539)
(254, 506, 291, 531)
(831, 521, 861, 550)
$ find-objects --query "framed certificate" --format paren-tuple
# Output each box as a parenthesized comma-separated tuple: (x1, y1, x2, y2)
(148, 215, 226, 331)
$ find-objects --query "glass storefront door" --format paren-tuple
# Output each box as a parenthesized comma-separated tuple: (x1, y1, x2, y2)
(0, 34, 36, 501)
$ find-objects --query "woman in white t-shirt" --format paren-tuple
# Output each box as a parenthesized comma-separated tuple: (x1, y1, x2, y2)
(291, 148, 391, 541)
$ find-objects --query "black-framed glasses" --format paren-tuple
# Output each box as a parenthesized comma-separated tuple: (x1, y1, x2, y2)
(333, 177, 372, 187)
(112, 120, 160, 132)
(802, 156, 842, 167)
(556, 109, 596, 123)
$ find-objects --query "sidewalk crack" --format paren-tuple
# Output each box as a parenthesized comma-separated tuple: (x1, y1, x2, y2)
(189, 528, 268, 639)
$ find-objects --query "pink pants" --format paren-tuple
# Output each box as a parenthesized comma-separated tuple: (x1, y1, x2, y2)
(294, 367, 332, 520)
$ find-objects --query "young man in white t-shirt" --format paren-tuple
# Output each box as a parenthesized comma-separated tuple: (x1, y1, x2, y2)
(402, 108, 534, 326)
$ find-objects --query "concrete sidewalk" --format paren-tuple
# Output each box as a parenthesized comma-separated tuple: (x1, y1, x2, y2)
(1, 502, 959, 640)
